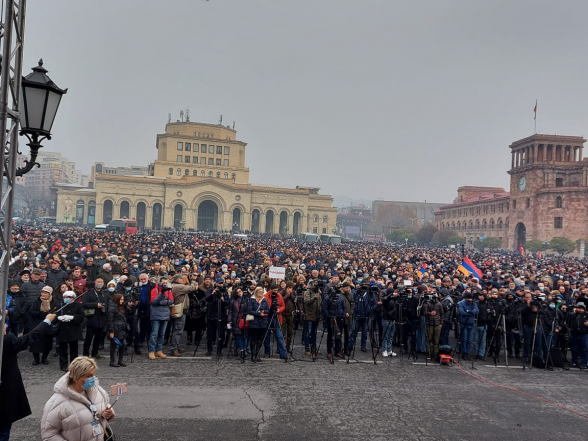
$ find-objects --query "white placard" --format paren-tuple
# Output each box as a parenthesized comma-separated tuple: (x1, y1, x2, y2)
(268, 266, 286, 279)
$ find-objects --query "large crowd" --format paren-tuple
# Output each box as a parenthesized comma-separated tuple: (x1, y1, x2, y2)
(2, 227, 588, 439)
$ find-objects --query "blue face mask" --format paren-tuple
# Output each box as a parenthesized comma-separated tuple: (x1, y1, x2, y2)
(133, 265, 138, 269)
(82, 376, 95, 390)
(231, 273, 236, 278)
(125, 287, 132, 292)
(108, 287, 115, 293)
(113, 258, 118, 263)
(64, 298, 71, 304)
(143, 259, 148, 263)
(357, 278, 363, 283)
(22, 256, 27, 261)
(549, 304, 556, 309)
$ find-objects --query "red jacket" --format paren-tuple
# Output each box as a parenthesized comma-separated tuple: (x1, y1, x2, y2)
(264, 292, 285, 325)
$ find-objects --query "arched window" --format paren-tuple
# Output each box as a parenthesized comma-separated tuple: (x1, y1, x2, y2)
(482, 219, 487, 230)
(168, 168, 173, 175)
(490, 219, 495, 229)
(556, 196, 563, 208)
(231, 173, 236, 180)
(224, 172, 228, 179)
(176, 168, 181, 176)
(201, 170, 205, 177)
(216, 172, 221, 178)
(185, 169, 189, 176)
(526, 198, 530, 209)
(208, 171, 213, 177)
(193, 170, 198, 176)
(75, 200, 85, 224)
(497, 218, 503, 229)
(452, 222, 456, 230)
(95, 164, 103, 173)
(313, 215, 318, 222)
(323, 215, 328, 223)
(103, 200, 113, 224)
(120, 201, 130, 219)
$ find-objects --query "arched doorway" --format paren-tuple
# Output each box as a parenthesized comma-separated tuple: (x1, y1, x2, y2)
(136, 202, 146, 229)
(251, 209, 260, 233)
(87, 200, 96, 225)
(279, 211, 288, 235)
(293, 212, 301, 236)
(120, 201, 130, 219)
(232, 207, 241, 231)
(173, 204, 183, 230)
(198, 200, 218, 231)
(103, 200, 113, 224)
(515, 222, 526, 250)
(152, 203, 162, 230)
(75, 200, 84, 224)
(265, 210, 274, 234)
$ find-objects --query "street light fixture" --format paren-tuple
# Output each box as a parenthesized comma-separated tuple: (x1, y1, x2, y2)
(405, 237, 408, 248)
(17, 59, 67, 176)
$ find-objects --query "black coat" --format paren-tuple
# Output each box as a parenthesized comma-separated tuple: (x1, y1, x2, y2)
(82, 288, 109, 328)
(107, 303, 128, 340)
(7, 291, 26, 324)
(0, 322, 50, 425)
(26, 297, 58, 354)
(55, 302, 85, 342)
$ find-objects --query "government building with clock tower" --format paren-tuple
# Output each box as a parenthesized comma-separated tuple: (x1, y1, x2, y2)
(436, 133, 588, 250)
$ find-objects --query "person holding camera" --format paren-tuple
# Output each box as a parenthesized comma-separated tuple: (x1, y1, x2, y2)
(263, 283, 291, 361)
(423, 292, 444, 361)
(569, 302, 588, 369)
(347, 284, 375, 355)
(280, 281, 296, 353)
(55, 291, 84, 372)
(521, 292, 545, 363)
(458, 291, 479, 361)
(473, 292, 489, 361)
(248, 287, 270, 362)
(204, 277, 230, 357)
(148, 277, 174, 360)
(381, 288, 397, 358)
(303, 279, 322, 357)
(169, 274, 197, 357)
(321, 284, 347, 359)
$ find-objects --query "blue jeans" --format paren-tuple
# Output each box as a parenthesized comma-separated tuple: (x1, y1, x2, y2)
(382, 319, 395, 353)
(440, 321, 452, 345)
(474, 325, 487, 357)
(235, 332, 245, 351)
(149, 320, 168, 353)
(348, 318, 369, 350)
(0, 423, 11, 441)
(304, 320, 318, 349)
(571, 334, 588, 367)
(264, 317, 287, 358)
(523, 324, 543, 360)
(460, 324, 473, 354)
(244, 329, 251, 353)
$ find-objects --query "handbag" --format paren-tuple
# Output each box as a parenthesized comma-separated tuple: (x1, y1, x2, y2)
(171, 303, 183, 318)
(245, 302, 261, 322)
(84, 308, 95, 317)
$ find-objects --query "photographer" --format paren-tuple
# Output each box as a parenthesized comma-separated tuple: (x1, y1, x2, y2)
(504, 292, 522, 359)
(401, 287, 419, 357)
(543, 298, 564, 353)
(423, 292, 444, 361)
(169, 274, 198, 357)
(185, 278, 206, 347)
(521, 292, 545, 363)
(486, 291, 505, 360)
(458, 292, 478, 361)
(148, 277, 174, 360)
(340, 281, 354, 354)
(303, 279, 322, 357)
(569, 302, 588, 369)
(381, 288, 397, 357)
(121, 279, 139, 356)
(439, 290, 455, 346)
(135, 273, 153, 355)
(321, 284, 347, 359)
(347, 284, 375, 355)
(204, 277, 230, 357)
(263, 283, 291, 361)
(82, 277, 108, 359)
(474, 292, 489, 361)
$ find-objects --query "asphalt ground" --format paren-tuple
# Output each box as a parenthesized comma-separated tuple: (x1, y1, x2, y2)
(8, 330, 588, 441)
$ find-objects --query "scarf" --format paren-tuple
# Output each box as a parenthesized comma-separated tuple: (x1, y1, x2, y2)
(40, 295, 52, 312)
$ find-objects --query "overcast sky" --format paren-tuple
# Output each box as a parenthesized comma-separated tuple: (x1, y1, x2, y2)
(22, 1, 588, 205)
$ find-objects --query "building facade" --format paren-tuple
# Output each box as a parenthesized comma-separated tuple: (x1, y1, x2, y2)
(436, 134, 588, 249)
(55, 122, 337, 233)
(337, 204, 372, 238)
(372, 200, 446, 235)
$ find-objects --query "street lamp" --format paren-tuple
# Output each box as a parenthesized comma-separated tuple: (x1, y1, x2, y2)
(405, 237, 408, 248)
(17, 59, 67, 176)
(285, 225, 289, 237)
(232, 221, 239, 232)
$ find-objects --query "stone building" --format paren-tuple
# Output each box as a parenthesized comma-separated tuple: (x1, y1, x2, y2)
(436, 133, 588, 249)
(55, 121, 337, 233)
(372, 200, 446, 235)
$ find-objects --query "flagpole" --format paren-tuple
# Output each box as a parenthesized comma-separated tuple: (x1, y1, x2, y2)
(534, 99, 537, 134)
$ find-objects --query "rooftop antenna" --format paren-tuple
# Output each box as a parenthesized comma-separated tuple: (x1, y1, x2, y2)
(180, 110, 184, 122)
(232, 120, 235, 129)
(168, 113, 171, 124)
(219, 114, 223, 125)
(185, 109, 190, 122)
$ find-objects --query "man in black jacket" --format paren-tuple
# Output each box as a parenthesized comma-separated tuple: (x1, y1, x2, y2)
(0, 313, 56, 439)
(569, 302, 588, 369)
(82, 277, 109, 359)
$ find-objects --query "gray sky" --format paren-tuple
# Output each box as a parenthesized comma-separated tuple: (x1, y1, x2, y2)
(23, 1, 588, 205)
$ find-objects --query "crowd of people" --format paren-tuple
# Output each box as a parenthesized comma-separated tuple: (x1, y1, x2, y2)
(2, 226, 588, 439)
(2, 227, 587, 371)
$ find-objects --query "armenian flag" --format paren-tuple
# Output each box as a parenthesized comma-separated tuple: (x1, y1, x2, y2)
(419, 263, 427, 274)
(461, 257, 483, 279)
(519, 243, 525, 256)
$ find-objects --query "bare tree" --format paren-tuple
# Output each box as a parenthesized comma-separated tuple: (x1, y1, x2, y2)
(21, 188, 50, 220)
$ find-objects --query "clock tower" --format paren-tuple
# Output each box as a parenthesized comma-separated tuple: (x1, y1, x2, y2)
(508, 134, 587, 249)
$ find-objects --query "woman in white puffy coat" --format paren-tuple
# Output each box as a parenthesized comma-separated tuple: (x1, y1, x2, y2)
(41, 356, 115, 441)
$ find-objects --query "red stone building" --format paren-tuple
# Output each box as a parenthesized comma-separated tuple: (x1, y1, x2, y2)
(436, 134, 588, 250)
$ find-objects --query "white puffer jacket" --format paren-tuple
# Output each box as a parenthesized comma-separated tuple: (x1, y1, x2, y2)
(41, 373, 114, 441)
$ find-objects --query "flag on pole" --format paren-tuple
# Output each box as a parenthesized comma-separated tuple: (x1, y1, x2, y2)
(461, 257, 483, 279)
(534, 100, 537, 120)
(519, 243, 525, 256)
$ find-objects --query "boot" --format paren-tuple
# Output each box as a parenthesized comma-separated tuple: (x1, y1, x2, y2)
(171, 349, 181, 357)
(155, 351, 167, 359)
(109, 360, 119, 367)
(118, 358, 127, 367)
(148, 352, 156, 360)
(240, 350, 245, 364)
(32, 354, 40, 366)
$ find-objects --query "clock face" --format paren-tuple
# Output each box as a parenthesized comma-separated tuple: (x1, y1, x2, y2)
(518, 176, 527, 191)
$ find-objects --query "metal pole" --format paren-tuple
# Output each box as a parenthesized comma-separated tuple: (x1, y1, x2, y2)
(0, 0, 27, 385)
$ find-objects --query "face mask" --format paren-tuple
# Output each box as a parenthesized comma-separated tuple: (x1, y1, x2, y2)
(82, 376, 96, 390)
(22, 256, 27, 261)
(113, 276, 120, 282)
(125, 287, 132, 292)
(222, 268, 227, 273)
(36, 254, 41, 259)
(140, 282, 147, 286)
(108, 287, 115, 293)
(113, 258, 118, 263)
(549, 304, 555, 309)
(539, 296, 545, 301)
(143, 259, 148, 262)
(64, 298, 71, 304)
(231, 273, 236, 278)
(61, 254, 67, 259)
(357, 278, 363, 283)
(539, 287, 544, 291)
(133, 265, 138, 269)
(147, 249, 151, 252)
(95, 284, 103, 290)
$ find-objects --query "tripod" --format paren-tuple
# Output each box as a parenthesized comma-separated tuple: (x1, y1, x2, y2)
(528, 312, 539, 369)
(369, 314, 381, 365)
(191, 327, 206, 357)
(485, 312, 508, 367)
